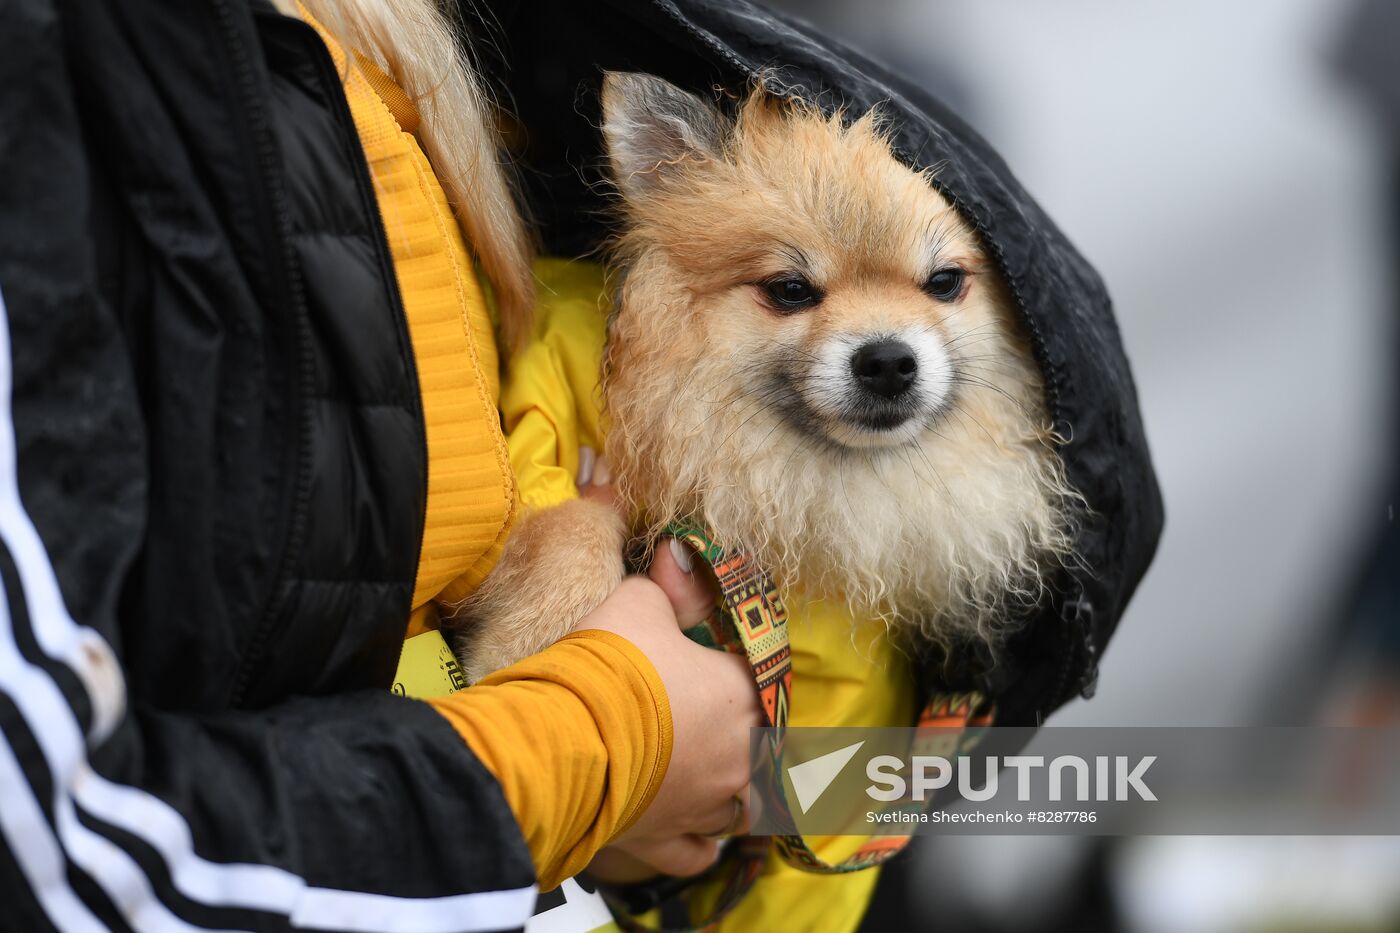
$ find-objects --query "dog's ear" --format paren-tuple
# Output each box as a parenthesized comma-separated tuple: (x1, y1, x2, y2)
(601, 72, 725, 199)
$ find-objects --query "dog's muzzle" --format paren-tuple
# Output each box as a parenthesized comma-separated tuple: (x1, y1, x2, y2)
(786, 329, 952, 446)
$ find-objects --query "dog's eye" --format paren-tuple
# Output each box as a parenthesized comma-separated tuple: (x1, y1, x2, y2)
(925, 268, 966, 302)
(762, 276, 821, 312)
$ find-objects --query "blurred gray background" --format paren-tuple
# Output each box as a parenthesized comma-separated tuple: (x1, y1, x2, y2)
(762, 1, 1400, 930)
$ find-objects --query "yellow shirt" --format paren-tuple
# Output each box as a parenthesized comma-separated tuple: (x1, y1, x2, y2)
(307, 14, 668, 894)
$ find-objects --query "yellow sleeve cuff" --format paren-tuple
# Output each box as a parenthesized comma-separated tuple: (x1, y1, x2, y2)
(427, 629, 672, 889)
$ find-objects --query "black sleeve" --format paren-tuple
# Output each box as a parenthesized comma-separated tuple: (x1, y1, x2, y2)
(0, 3, 537, 930)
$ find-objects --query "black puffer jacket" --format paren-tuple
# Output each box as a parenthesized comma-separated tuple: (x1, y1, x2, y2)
(0, 0, 1161, 931)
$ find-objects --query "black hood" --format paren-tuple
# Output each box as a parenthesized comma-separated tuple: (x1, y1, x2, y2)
(475, 0, 1165, 726)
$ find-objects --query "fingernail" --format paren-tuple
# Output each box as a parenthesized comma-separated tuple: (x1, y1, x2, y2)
(668, 537, 694, 574)
(577, 446, 595, 487)
(593, 458, 612, 486)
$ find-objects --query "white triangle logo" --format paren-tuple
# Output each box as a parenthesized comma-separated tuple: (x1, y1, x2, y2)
(787, 741, 866, 814)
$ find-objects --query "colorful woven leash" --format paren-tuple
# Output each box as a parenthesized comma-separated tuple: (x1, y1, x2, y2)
(605, 524, 994, 932)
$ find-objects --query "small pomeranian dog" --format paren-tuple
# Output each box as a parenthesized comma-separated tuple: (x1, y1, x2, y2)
(451, 71, 1076, 684)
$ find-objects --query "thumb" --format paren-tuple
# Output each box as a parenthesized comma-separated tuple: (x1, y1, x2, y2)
(648, 538, 720, 629)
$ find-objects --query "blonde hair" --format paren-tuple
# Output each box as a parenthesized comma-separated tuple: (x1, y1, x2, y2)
(274, 0, 534, 350)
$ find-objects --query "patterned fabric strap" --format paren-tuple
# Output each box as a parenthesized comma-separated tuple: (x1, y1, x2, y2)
(605, 524, 993, 931)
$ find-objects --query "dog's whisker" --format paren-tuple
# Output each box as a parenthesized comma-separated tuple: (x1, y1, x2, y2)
(769, 339, 824, 365)
(838, 452, 858, 521)
(716, 395, 784, 451)
(941, 403, 1000, 446)
(956, 355, 1026, 375)
(694, 383, 766, 433)
(949, 373, 1026, 411)
(910, 443, 953, 501)
(942, 322, 1003, 351)
(929, 304, 971, 331)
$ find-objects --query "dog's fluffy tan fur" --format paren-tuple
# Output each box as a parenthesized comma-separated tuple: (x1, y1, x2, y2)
(454, 74, 1077, 674)
(601, 75, 1077, 649)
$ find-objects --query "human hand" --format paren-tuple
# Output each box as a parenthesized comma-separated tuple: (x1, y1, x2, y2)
(572, 537, 761, 880)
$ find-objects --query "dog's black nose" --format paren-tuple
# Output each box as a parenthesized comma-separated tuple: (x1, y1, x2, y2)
(852, 340, 917, 399)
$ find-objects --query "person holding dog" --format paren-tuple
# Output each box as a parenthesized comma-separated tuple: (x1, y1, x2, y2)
(2, 0, 1165, 930)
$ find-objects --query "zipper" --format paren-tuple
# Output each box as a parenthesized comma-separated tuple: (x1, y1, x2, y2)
(293, 20, 430, 683)
(212, 0, 317, 709)
(1049, 577, 1099, 712)
(222, 6, 428, 705)
(646, 0, 753, 79)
